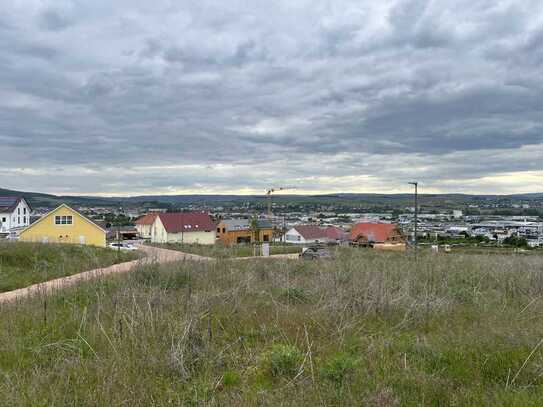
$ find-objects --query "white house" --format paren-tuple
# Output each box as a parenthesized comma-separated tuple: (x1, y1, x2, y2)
(284, 225, 345, 244)
(0, 197, 32, 235)
(150, 212, 216, 244)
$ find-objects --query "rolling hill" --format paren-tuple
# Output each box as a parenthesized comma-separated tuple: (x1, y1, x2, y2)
(1, 187, 542, 210)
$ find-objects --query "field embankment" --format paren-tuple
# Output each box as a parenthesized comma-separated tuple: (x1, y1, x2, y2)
(2, 250, 543, 405)
(147, 242, 301, 258)
(0, 242, 139, 292)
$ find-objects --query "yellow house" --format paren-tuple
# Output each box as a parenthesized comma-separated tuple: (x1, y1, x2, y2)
(19, 204, 106, 247)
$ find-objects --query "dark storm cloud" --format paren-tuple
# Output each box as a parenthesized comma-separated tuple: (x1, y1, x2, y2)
(1, 0, 542, 195)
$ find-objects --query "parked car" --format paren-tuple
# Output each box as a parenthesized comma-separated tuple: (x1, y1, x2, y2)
(109, 242, 138, 251)
(299, 244, 332, 260)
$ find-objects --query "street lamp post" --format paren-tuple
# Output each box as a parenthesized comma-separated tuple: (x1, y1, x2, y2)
(408, 182, 418, 248)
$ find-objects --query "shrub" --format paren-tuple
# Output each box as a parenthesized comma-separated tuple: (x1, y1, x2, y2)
(320, 353, 358, 386)
(267, 344, 303, 378)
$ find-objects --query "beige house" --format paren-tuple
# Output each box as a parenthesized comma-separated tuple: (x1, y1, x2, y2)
(150, 212, 215, 245)
(135, 213, 158, 239)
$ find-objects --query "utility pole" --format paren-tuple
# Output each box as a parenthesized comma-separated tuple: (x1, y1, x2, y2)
(117, 203, 123, 255)
(181, 212, 184, 246)
(408, 182, 418, 248)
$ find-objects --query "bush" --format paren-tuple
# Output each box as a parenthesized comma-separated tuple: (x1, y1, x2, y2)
(267, 344, 303, 378)
(502, 235, 529, 248)
(320, 353, 357, 386)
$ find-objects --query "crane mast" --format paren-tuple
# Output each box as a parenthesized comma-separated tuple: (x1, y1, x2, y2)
(266, 187, 288, 218)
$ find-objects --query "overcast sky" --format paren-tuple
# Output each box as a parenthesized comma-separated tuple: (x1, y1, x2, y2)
(1, 0, 542, 196)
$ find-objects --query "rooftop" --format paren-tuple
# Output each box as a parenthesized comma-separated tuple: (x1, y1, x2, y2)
(158, 212, 215, 233)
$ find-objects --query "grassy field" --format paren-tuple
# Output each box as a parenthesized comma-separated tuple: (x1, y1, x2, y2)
(0, 242, 139, 292)
(2, 249, 543, 405)
(148, 242, 302, 258)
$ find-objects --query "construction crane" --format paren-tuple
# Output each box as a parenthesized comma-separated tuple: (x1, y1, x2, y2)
(266, 187, 293, 218)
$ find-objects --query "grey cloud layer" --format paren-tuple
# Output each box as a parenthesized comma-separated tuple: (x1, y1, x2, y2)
(1, 0, 543, 194)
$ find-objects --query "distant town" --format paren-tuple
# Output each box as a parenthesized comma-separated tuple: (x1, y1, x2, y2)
(1, 187, 542, 251)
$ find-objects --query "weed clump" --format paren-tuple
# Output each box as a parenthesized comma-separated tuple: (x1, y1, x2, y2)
(132, 265, 190, 289)
(222, 371, 241, 388)
(320, 353, 358, 386)
(267, 344, 303, 378)
(280, 286, 310, 304)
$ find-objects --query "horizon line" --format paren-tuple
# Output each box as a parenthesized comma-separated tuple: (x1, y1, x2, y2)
(4, 187, 543, 199)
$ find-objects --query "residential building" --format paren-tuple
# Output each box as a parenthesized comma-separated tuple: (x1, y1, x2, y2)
(324, 225, 348, 243)
(150, 212, 215, 244)
(19, 204, 106, 247)
(284, 225, 346, 244)
(135, 213, 158, 239)
(350, 223, 406, 249)
(217, 218, 273, 245)
(0, 196, 32, 235)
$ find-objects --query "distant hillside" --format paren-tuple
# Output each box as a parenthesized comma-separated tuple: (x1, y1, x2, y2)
(0, 188, 114, 207)
(1, 187, 542, 209)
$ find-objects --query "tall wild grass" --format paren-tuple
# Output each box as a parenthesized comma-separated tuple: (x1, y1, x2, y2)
(1, 249, 543, 405)
(0, 242, 139, 292)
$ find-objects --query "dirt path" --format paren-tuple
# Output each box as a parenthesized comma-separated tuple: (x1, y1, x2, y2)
(0, 245, 298, 305)
(0, 245, 212, 305)
(234, 253, 300, 260)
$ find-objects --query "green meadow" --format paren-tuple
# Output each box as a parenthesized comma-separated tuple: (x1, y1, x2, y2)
(2, 249, 543, 405)
(148, 242, 302, 258)
(0, 242, 139, 292)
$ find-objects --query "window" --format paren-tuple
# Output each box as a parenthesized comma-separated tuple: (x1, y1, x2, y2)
(18, 217, 20, 224)
(217, 227, 221, 233)
(1, 217, 5, 222)
(23, 216, 26, 224)
(222, 228, 226, 233)
(24, 208, 27, 214)
(55, 215, 73, 225)
(18, 208, 20, 215)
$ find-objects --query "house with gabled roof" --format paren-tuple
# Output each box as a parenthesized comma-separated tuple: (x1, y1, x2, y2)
(350, 223, 406, 250)
(0, 196, 32, 235)
(135, 213, 158, 239)
(150, 212, 216, 244)
(19, 203, 106, 247)
(284, 225, 346, 244)
(217, 218, 274, 245)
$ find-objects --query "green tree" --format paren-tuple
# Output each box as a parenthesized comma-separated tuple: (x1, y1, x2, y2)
(502, 235, 529, 248)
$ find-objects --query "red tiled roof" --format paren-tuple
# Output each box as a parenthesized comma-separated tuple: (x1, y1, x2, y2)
(135, 213, 158, 225)
(325, 226, 346, 240)
(293, 225, 328, 240)
(350, 223, 399, 243)
(157, 212, 215, 233)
